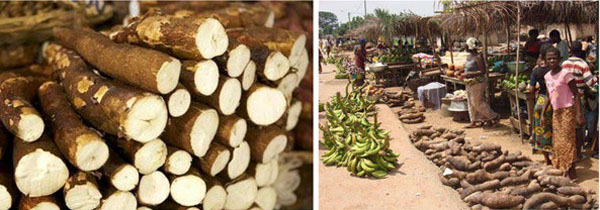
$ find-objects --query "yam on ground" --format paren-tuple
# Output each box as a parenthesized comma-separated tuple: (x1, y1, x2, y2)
(466, 170, 510, 185)
(105, 136, 167, 175)
(99, 149, 139, 191)
(483, 155, 505, 171)
(460, 180, 501, 199)
(63, 171, 102, 210)
(510, 180, 542, 197)
(464, 192, 525, 209)
(522, 192, 582, 210)
(0, 71, 46, 142)
(162, 102, 219, 158)
(539, 176, 575, 187)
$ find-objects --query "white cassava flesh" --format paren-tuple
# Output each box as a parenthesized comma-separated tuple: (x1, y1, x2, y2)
(138, 171, 170, 206)
(171, 174, 207, 206)
(195, 18, 229, 59)
(241, 61, 256, 91)
(190, 60, 220, 96)
(112, 164, 139, 191)
(168, 88, 191, 117)
(262, 135, 287, 164)
(15, 149, 69, 197)
(137, 207, 152, 210)
(203, 185, 226, 210)
(264, 11, 275, 27)
(286, 101, 302, 131)
(134, 139, 167, 175)
(287, 35, 307, 69)
(16, 114, 44, 142)
(0, 186, 10, 210)
(224, 177, 258, 210)
(227, 118, 246, 147)
(64, 183, 102, 210)
(264, 52, 290, 81)
(156, 59, 182, 94)
(211, 149, 231, 176)
(166, 150, 193, 175)
(267, 158, 279, 186)
(218, 78, 242, 115)
(76, 138, 109, 171)
(123, 95, 168, 143)
(255, 187, 277, 210)
(255, 158, 278, 187)
(29, 202, 60, 210)
(227, 141, 251, 179)
(246, 87, 286, 125)
(273, 164, 301, 206)
(190, 108, 219, 157)
(293, 48, 309, 87)
(277, 73, 298, 103)
(227, 44, 251, 77)
(101, 191, 137, 210)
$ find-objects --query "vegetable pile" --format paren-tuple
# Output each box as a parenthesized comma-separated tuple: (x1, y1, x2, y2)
(409, 126, 598, 210)
(320, 83, 399, 178)
(501, 74, 529, 91)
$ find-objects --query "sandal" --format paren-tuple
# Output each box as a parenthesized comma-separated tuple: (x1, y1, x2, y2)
(464, 122, 482, 129)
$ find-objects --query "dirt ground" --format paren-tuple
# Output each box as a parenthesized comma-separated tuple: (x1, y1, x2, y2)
(317, 62, 599, 209)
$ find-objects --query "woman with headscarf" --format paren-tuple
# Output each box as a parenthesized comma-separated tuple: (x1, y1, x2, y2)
(462, 37, 500, 128)
(543, 46, 585, 180)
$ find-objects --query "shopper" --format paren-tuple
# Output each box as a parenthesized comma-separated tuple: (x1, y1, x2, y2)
(544, 46, 584, 180)
(529, 43, 553, 165)
(352, 39, 368, 86)
(462, 37, 500, 128)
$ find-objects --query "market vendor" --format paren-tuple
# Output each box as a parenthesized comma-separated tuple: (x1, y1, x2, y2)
(350, 38, 369, 86)
(462, 37, 500, 128)
(529, 43, 553, 165)
(543, 46, 584, 180)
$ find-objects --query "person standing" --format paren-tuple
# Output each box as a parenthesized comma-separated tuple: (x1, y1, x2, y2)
(462, 37, 500, 128)
(544, 46, 585, 180)
(529, 43, 553, 165)
(549, 30, 569, 63)
(524, 29, 541, 59)
(352, 39, 369, 86)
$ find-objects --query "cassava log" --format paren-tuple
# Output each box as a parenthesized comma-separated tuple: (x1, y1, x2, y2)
(169, 168, 207, 206)
(199, 172, 227, 210)
(99, 186, 137, 210)
(180, 60, 220, 97)
(248, 158, 279, 187)
(105, 136, 167, 175)
(162, 102, 219, 158)
(265, 73, 298, 105)
(194, 75, 242, 115)
(464, 192, 525, 209)
(447, 156, 478, 171)
(241, 60, 257, 91)
(195, 143, 231, 176)
(137, 171, 170, 206)
(0, 71, 46, 142)
(224, 141, 251, 180)
(166, 84, 191, 117)
(292, 49, 309, 87)
(282, 100, 302, 131)
(110, 9, 228, 60)
(215, 114, 247, 147)
(12, 134, 69, 197)
(246, 125, 287, 164)
(0, 163, 17, 210)
(63, 171, 102, 210)
(39, 81, 109, 171)
(223, 175, 258, 210)
(191, 4, 275, 28)
(18, 195, 60, 210)
(100, 149, 139, 191)
(238, 84, 287, 126)
(214, 40, 251, 77)
(0, 44, 38, 70)
(460, 180, 501, 199)
(156, 199, 200, 210)
(43, 43, 168, 143)
(227, 27, 306, 72)
(53, 27, 181, 94)
(247, 46, 289, 81)
(163, 146, 193, 176)
(255, 187, 277, 210)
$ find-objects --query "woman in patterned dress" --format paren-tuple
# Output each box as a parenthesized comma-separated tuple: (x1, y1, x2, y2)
(529, 44, 553, 165)
(543, 47, 585, 180)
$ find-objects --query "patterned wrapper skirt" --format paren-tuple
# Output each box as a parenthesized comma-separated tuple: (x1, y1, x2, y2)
(551, 105, 577, 172)
(532, 94, 553, 154)
(466, 80, 499, 122)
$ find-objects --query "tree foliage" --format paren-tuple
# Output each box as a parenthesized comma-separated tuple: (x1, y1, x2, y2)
(319, 11, 338, 35)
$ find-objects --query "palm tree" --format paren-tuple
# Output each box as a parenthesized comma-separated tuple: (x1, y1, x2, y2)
(374, 9, 397, 46)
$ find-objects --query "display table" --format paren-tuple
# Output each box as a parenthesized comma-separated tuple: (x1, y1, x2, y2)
(441, 72, 505, 101)
(504, 88, 535, 137)
(373, 62, 416, 87)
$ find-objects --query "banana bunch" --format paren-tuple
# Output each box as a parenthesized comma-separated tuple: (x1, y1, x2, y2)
(320, 86, 399, 178)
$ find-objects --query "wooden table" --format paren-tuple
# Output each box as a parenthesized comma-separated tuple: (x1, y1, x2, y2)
(504, 88, 535, 137)
(373, 62, 416, 87)
(441, 72, 505, 99)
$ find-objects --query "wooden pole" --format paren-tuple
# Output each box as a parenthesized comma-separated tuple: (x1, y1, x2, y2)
(506, 25, 511, 54)
(448, 34, 454, 64)
(565, 22, 573, 48)
(515, 3, 524, 142)
(483, 29, 490, 103)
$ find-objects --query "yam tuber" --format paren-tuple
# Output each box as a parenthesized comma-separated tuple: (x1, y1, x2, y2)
(465, 192, 525, 209)
(460, 180, 501, 199)
(539, 176, 575, 187)
(483, 155, 505, 171)
(510, 180, 542, 197)
(522, 192, 582, 209)
(466, 170, 510, 185)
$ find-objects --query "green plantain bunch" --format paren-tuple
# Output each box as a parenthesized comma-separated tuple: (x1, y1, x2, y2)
(320, 83, 399, 178)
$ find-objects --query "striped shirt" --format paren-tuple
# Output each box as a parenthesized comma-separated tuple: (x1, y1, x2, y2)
(561, 57, 598, 95)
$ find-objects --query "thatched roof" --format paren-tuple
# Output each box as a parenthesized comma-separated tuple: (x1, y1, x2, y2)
(346, 12, 442, 40)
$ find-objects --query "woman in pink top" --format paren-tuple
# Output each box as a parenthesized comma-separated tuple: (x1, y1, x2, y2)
(543, 47, 585, 180)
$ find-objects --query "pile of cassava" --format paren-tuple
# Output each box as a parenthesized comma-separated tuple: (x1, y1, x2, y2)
(0, 2, 312, 210)
(409, 125, 598, 210)
(320, 83, 400, 178)
(381, 91, 426, 124)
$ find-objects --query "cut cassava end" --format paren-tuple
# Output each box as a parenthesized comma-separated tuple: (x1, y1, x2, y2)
(18, 195, 60, 210)
(13, 135, 69, 197)
(39, 81, 109, 171)
(226, 141, 251, 180)
(43, 44, 168, 143)
(180, 60, 220, 96)
(53, 27, 181, 94)
(194, 76, 241, 115)
(249, 158, 278, 187)
(214, 42, 251, 78)
(285, 100, 302, 131)
(241, 60, 256, 91)
(111, 11, 228, 60)
(100, 150, 139, 191)
(196, 143, 231, 176)
(253, 48, 290, 81)
(166, 84, 191, 117)
(216, 114, 247, 147)
(239, 84, 287, 126)
(164, 146, 193, 176)
(138, 171, 171, 206)
(162, 103, 219, 158)
(203, 184, 227, 210)
(0, 71, 46, 142)
(246, 125, 287, 163)
(270, 73, 298, 104)
(223, 175, 258, 210)
(99, 187, 137, 210)
(63, 171, 102, 210)
(105, 136, 167, 175)
(170, 168, 207, 206)
(292, 48, 309, 87)
(255, 187, 277, 210)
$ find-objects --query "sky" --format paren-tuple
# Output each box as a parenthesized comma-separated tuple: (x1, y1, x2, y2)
(320, 0, 440, 24)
